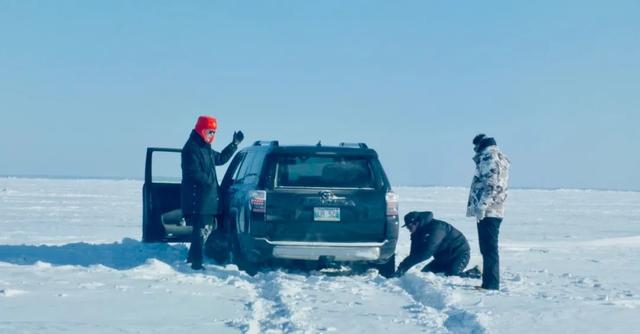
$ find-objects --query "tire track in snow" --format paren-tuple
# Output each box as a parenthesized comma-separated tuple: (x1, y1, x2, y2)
(298, 270, 439, 333)
(372, 276, 449, 331)
(226, 270, 314, 334)
(392, 273, 489, 334)
(244, 269, 451, 333)
(225, 276, 268, 334)
(122, 260, 272, 334)
(121, 259, 314, 334)
(255, 271, 315, 333)
(219, 265, 486, 334)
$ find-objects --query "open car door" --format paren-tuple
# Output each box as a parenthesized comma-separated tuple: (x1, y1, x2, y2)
(142, 147, 192, 242)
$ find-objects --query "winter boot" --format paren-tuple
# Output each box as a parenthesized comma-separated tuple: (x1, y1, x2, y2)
(191, 262, 205, 271)
(460, 265, 482, 279)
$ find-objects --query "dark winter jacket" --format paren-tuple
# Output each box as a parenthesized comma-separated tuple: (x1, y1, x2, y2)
(181, 130, 237, 216)
(397, 212, 470, 274)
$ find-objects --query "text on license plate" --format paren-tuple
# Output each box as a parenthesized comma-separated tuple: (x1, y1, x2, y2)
(314, 207, 341, 222)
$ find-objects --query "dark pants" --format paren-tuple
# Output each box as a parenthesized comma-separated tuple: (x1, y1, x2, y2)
(421, 249, 470, 276)
(186, 214, 214, 268)
(477, 217, 502, 290)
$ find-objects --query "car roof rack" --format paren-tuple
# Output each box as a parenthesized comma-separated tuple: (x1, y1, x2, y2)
(253, 140, 279, 147)
(339, 142, 368, 149)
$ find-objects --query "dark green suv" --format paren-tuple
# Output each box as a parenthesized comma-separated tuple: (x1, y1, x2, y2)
(142, 141, 399, 276)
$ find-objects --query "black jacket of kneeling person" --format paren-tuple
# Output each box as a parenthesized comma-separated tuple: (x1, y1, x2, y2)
(396, 211, 471, 277)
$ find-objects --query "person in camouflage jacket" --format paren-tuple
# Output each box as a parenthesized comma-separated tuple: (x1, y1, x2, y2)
(466, 134, 510, 290)
(466, 135, 510, 220)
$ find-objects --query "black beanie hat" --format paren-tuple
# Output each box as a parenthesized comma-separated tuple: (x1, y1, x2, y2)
(477, 137, 497, 152)
(402, 211, 434, 227)
(403, 211, 419, 227)
(473, 134, 486, 145)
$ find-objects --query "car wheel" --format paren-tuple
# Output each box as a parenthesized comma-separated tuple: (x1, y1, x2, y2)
(231, 235, 259, 276)
(229, 219, 259, 276)
(204, 227, 230, 264)
(375, 254, 396, 278)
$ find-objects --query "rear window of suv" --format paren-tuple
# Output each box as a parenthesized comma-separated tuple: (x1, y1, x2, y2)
(274, 155, 376, 188)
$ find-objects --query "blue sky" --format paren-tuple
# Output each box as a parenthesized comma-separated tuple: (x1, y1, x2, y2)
(1, 1, 638, 190)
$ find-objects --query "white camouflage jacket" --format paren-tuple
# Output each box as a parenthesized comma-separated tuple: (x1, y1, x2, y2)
(466, 145, 510, 220)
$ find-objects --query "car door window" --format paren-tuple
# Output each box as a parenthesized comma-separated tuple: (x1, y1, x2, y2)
(151, 151, 181, 183)
(235, 152, 255, 184)
(220, 152, 246, 191)
(242, 153, 264, 185)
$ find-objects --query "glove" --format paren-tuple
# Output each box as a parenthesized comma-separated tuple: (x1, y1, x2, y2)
(233, 131, 244, 145)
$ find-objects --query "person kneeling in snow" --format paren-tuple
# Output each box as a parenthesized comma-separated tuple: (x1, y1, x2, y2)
(395, 211, 480, 278)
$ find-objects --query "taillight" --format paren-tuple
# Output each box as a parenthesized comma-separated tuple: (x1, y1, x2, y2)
(249, 190, 266, 213)
(386, 191, 399, 217)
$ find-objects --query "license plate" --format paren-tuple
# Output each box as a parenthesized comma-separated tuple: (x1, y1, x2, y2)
(314, 207, 341, 222)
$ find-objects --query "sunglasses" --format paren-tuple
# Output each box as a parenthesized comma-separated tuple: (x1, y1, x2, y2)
(205, 130, 216, 136)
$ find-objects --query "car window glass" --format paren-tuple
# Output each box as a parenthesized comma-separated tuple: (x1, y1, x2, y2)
(152, 151, 181, 183)
(275, 155, 375, 188)
(242, 153, 263, 185)
(236, 152, 255, 184)
(231, 152, 247, 183)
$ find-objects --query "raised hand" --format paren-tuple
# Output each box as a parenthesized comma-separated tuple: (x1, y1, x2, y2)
(233, 130, 244, 145)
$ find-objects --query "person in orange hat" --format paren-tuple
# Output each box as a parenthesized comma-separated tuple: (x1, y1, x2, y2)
(181, 115, 244, 270)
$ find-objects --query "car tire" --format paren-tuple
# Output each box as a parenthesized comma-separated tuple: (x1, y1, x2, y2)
(375, 254, 396, 278)
(231, 235, 259, 276)
(204, 228, 230, 264)
(229, 217, 259, 276)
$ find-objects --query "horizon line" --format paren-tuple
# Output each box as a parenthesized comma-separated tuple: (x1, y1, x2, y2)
(1, 174, 638, 193)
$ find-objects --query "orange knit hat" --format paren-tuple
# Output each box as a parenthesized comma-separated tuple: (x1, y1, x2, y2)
(195, 116, 217, 143)
(195, 116, 217, 133)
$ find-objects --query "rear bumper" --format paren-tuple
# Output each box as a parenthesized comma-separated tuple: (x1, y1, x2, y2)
(270, 240, 383, 261)
(246, 238, 396, 262)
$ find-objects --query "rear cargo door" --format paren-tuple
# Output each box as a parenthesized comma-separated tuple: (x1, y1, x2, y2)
(265, 154, 386, 242)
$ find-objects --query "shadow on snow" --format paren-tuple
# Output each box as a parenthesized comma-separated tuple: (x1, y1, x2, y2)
(0, 238, 187, 270)
(0, 239, 370, 277)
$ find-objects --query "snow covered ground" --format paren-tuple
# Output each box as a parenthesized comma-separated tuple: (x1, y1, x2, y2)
(1, 178, 639, 333)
